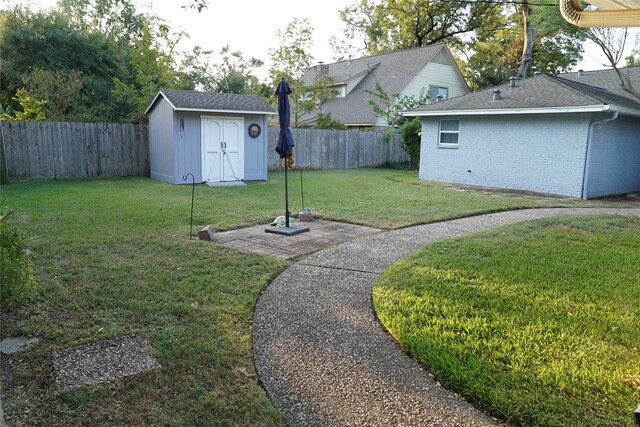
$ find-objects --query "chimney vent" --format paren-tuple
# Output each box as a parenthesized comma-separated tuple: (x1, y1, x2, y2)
(578, 69, 585, 77)
(436, 94, 443, 102)
(493, 89, 502, 101)
(509, 77, 517, 88)
(313, 62, 329, 83)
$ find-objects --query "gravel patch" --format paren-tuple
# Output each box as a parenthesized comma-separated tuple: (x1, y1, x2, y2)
(52, 336, 161, 392)
(253, 208, 640, 426)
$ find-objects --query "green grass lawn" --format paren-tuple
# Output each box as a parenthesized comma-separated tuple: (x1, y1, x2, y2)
(0, 169, 613, 425)
(373, 215, 640, 426)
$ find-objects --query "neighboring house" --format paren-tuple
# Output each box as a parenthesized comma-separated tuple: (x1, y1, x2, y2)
(145, 89, 275, 185)
(405, 67, 640, 199)
(300, 44, 469, 129)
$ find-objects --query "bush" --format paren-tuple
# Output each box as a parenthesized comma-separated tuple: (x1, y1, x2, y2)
(1, 209, 36, 310)
(399, 118, 422, 169)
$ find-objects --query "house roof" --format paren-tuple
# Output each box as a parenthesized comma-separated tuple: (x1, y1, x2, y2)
(405, 67, 640, 117)
(145, 89, 276, 115)
(301, 44, 464, 126)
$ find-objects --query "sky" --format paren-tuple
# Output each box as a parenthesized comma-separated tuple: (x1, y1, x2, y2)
(4, 0, 638, 81)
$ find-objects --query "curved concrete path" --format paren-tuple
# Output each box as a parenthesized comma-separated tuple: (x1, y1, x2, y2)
(253, 208, 640, 426)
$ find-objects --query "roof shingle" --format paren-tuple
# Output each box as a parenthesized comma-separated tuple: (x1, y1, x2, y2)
(407, 67, 640, 115)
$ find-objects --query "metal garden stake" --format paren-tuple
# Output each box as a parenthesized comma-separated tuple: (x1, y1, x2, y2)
(183, 173, 195, 239)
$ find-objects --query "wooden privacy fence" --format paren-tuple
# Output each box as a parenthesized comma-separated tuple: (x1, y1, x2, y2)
(267, 128, 409, 171)
(1, 120, 149, 181)
(1, 121, 408, 181)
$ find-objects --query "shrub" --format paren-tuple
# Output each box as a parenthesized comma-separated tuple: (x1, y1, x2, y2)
(399, 117, 422, 169)
(1, 209, 36, 310)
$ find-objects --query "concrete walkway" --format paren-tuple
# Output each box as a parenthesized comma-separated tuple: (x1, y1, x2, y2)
(253, 208, 640, 427)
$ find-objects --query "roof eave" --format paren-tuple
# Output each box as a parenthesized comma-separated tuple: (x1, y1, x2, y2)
(144, 91, 177, 115)
(177, 107, 277, 115)
(403, 105, 614, 117)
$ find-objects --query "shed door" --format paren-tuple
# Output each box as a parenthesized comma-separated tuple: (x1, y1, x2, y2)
(201, 117, 244, 182)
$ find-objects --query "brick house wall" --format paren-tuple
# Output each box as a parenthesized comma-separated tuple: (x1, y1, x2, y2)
(419, 114, 591, 198)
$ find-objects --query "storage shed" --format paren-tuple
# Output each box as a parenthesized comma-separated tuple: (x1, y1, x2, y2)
(145, 89, 276, 184)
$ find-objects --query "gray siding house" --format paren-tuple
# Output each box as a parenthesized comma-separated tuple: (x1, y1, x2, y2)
(145, 89, 275, 184)
(405, 67, 640, 199)
(301, 44, 469, 129)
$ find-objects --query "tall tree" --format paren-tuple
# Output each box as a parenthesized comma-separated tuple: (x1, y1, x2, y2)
(20, 68, 100, 121)
(112, 23, 193, 123)
(184, 45, 264, 94)
(463, 1, 586, 89)
(57, 0, 145, 44)
(334, 0, 502, 56)
(268, 18, 314, 128)
(0, 6, 126, 120)
(586, 28, 640, 100)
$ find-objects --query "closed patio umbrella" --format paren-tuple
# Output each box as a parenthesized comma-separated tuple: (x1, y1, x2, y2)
(275, 78, 295, 165)
(266, 78, 309, 236)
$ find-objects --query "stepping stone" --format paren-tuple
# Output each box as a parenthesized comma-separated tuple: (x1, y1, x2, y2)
(52, 336, 161, 392)
(0, 337, 39, 355)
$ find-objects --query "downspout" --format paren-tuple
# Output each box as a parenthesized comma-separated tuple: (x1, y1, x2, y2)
(582, 112, 618, 200)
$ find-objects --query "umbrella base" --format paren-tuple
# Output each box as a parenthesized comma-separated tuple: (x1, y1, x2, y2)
(265, 225, 310, 236)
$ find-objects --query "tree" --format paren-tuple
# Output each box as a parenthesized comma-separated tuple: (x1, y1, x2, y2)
(627, 46, 640, 67)
(334, 0, 502, 56)
(0, 90, 46, 121)
(20, 68, 98, 121)
(182, 0, 208, 13)
(299, 76, 338, 117)
(113, 23, 193, 123)
(586, 28, 640, 100)
(57, 0, 145, 43)
(184, 45, 264, 94)
(399, 117, 422, 169)
(313, 114, 347, 130)
(366, 82, 430, 128)
(0, 6, 126, 121)
(463, 1, 586, 89)
(269, 18, 314, 127)
(515, 0, 586, 79)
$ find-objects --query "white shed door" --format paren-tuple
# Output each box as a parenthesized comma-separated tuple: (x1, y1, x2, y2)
(202, 117, 244, 182)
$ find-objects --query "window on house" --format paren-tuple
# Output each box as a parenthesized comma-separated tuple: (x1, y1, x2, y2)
(429, 85, 448, 101)
(334, 85, 347, 98)
(439, 120, 459, 146)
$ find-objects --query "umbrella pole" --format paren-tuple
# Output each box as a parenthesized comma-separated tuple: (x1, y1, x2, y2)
(285, 161, 290, 228)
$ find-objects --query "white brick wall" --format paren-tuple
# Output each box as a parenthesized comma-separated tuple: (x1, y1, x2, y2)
(419, 114, 591, 198)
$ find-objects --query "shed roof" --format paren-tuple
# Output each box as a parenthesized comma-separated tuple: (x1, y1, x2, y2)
(405, 67, 640, 117)
(145, 89, 276, 115)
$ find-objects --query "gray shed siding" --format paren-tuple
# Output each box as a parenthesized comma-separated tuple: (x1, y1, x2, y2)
(149, 98, 175, 183)
(174, 111, 204, 184)
(585, 115, 640, 198)
(242, 114, 268, 180)
(419, 114, 591, 198)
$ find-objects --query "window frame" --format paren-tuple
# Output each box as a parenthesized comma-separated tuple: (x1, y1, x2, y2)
(438, 119, 459, 148)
